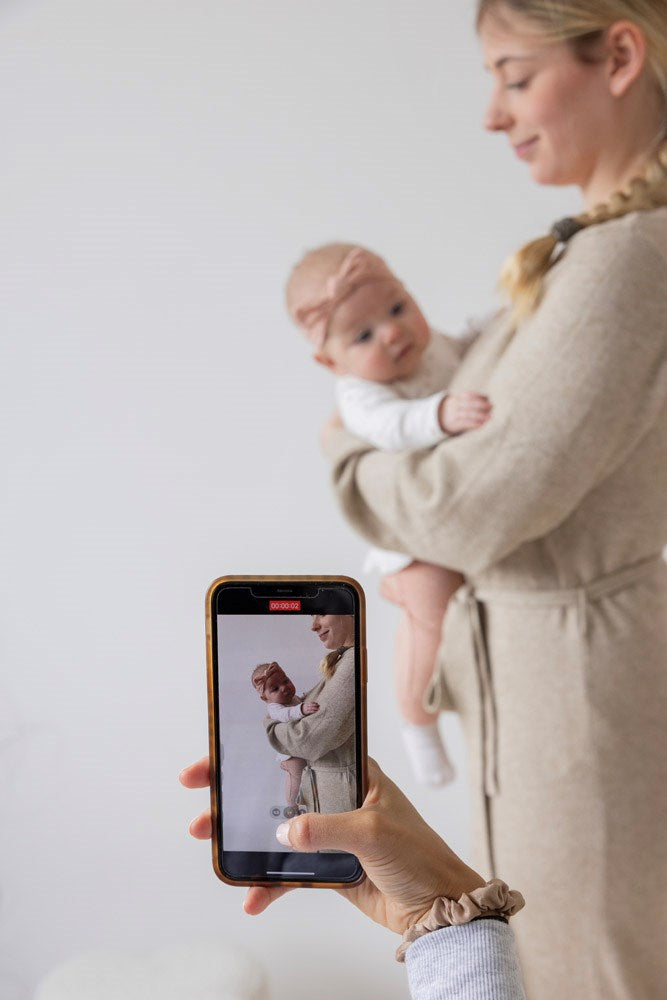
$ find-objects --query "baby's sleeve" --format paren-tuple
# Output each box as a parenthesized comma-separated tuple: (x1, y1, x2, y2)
(267, 702, 304, 722)
(336, 378, 447, 451)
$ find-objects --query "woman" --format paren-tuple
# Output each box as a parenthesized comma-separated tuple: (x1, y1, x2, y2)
(263, 613, 357, 814)
(325, 3, 667, 998)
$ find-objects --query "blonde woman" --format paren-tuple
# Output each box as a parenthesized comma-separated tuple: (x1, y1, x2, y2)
(263, 614, 357, 815)
(323, 2, 667, 997)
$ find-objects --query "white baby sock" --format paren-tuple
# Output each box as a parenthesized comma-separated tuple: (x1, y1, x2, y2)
(401, 722, 456, 786)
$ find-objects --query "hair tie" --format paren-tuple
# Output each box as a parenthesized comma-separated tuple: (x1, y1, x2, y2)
(395, 879, 525, 963)
(550, 216, 585, 244)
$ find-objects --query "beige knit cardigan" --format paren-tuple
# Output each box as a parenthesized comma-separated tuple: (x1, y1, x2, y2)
(326, 208, 667, 1000)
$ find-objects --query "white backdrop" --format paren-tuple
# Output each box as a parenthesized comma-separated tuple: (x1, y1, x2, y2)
(1, 1, 580, 998)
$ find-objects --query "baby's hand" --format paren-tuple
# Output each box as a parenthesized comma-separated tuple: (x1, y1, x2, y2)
(302, 701, 319, 716)
(439, 391, 492, 435)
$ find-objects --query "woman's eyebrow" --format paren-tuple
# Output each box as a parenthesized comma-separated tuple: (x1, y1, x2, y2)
(485, 54, 535, 71)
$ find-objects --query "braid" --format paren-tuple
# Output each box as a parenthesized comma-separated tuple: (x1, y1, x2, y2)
(501, 139, 667, 322)
(319, 646, 349, 679)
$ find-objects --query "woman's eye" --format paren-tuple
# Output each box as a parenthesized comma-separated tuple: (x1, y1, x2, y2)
(506, 78, 530, 90)
(355, 329, 372, 344)
(390, 302, 405, 316)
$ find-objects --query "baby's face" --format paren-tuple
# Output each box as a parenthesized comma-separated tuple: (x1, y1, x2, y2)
(261, 664, 296, 705)
(317, 277, 430, 383)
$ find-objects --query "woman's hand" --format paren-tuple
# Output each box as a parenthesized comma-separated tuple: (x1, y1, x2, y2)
(179, 756, 485, 935)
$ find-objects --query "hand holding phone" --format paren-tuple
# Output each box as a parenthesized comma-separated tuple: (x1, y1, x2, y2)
(180, 757, 486, 934)
(205, 576, 367, 887)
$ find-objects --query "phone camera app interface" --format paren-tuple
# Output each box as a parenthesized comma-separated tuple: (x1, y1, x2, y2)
(216, 591, 358, 855)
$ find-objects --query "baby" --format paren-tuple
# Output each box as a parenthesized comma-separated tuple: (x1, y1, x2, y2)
(251, 660, 319, 815)
(286, 243, 492, 785)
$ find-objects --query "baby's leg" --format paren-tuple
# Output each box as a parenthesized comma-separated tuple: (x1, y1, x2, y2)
(280, 757, 306, 807)
(380, 561, 463, 785)
(381, 561, 462, 723)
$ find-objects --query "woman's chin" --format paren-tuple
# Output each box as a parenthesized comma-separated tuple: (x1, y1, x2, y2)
(528, 161, 552, 184)
(528, 160, 578, 189)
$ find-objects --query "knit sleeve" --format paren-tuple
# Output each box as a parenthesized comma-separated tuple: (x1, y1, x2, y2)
(326, 222, 667, 575)
(405, 922, 526, 1000)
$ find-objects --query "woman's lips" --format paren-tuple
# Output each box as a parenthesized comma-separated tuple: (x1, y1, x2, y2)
(513, 137, 538, 159)
(318, 629, 330, 643)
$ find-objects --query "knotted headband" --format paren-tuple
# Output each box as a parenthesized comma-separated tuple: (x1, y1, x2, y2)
(293, 247, 400, 351)
(251, 661, 283, 698)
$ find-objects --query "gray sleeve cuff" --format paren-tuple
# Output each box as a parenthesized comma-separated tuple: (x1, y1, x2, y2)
(405, 922, 526, 1000)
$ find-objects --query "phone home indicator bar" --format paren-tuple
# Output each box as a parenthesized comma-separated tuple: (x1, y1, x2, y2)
(266, 871, 315, 876)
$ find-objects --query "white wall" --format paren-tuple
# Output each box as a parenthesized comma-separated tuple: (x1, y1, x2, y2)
(1, 2, 580, 998)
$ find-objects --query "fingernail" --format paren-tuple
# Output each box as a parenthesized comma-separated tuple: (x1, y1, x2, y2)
(275, 821, 292, 847)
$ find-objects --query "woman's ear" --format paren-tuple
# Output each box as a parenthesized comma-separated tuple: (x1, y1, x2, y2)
(604, 20, 647, 98)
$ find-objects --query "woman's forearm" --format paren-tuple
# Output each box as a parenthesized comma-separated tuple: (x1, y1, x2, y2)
(265, 710, 354, 759)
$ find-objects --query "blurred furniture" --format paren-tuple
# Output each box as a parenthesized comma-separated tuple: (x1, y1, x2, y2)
(35, 940, 268, 1000)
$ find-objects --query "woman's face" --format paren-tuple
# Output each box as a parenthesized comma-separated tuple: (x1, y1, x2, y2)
(311, 614, 355, 650)
(479, 8, 615, 195)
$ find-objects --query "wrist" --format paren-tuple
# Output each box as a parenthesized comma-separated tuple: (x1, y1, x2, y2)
(395, 879, 525, 963)
(400, 871, 485, 936)
(437, 393, 449, 433)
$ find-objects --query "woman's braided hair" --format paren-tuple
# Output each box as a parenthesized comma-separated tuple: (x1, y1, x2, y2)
(476, 1, 667, 321)
(319, 647, 350, 679)
(502, 142, 667, 320)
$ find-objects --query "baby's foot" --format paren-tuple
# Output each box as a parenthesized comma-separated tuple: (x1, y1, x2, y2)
(402, 722, 456, 786)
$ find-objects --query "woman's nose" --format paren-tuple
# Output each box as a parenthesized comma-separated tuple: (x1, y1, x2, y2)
(483, 91, 513, 132)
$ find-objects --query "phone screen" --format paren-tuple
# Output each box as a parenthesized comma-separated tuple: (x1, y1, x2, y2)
(207, 578, 366, 885)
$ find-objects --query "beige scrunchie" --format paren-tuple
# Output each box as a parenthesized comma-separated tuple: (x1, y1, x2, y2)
(395, 879, 525, 963)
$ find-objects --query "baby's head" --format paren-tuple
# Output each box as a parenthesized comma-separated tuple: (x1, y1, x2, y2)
(286, 243, 430, 383)
(251, 661, 296, 705)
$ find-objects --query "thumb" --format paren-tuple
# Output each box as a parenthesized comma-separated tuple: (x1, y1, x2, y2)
(276, 808, 367, 855)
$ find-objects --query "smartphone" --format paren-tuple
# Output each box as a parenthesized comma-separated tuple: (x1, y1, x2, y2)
(205, 575, 367, 887)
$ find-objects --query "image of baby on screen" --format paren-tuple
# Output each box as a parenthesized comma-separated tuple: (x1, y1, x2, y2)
(251, 660, 319, 816)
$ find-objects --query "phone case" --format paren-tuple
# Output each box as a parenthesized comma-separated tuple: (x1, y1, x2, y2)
(205, 575, 368, 888)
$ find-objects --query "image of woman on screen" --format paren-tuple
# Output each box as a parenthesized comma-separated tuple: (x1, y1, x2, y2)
(264, 614, 356, 814)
